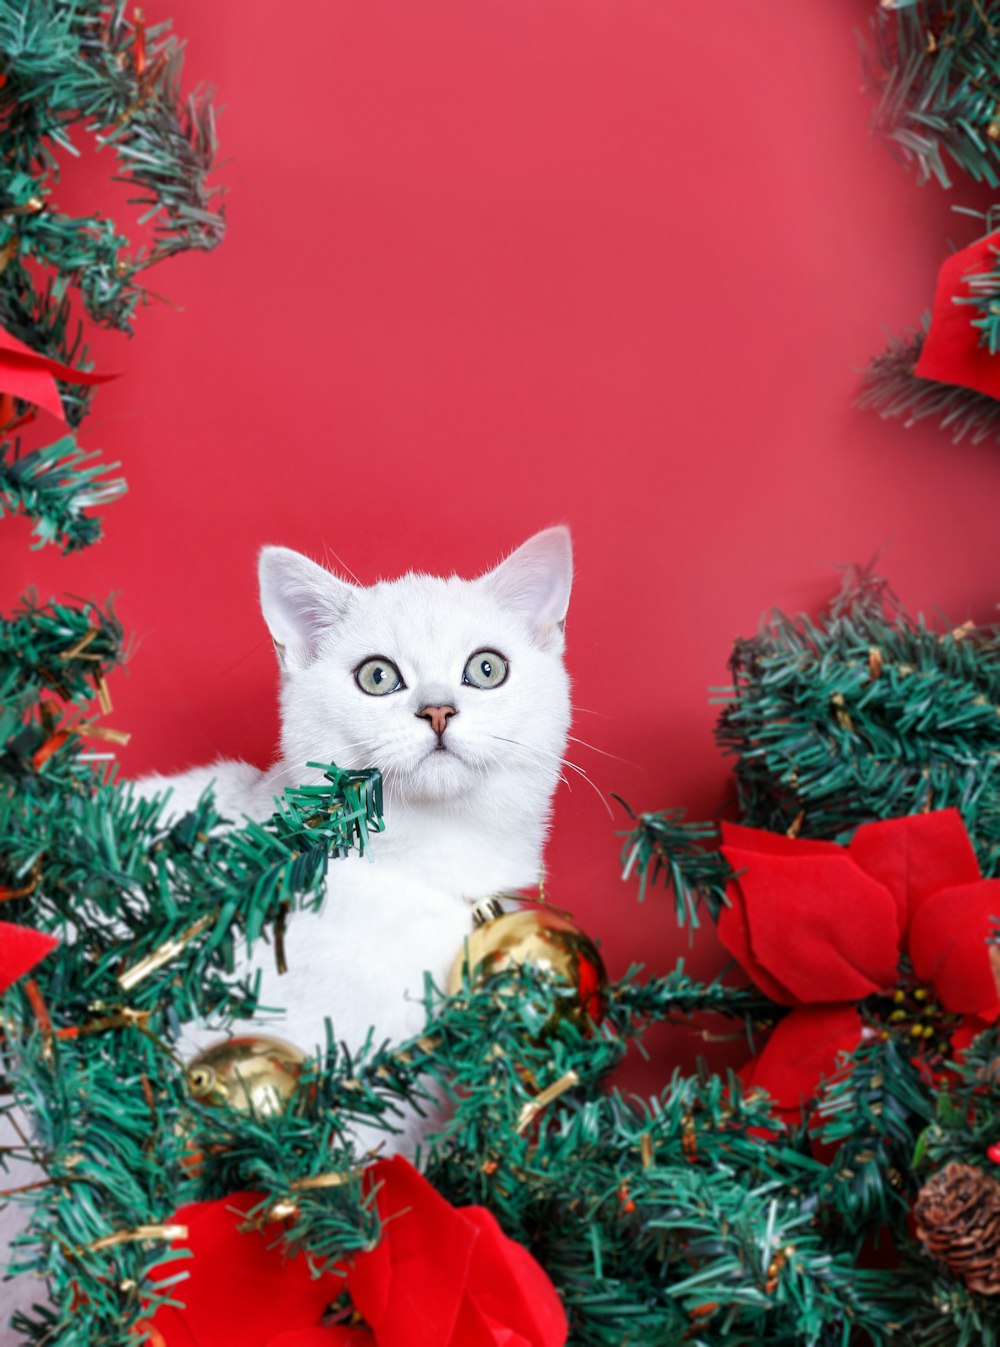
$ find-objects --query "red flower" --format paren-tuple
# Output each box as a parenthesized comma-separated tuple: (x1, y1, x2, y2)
(0, 919, 57, 994)
(0, 321, 113, 423)
(148, 1156, 567, 1347)
(914, 230, 1000, 399)
(718, 810, 1000, 1121)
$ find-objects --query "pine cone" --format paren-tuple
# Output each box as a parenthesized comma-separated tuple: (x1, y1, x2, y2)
(914, 1163, 1000, 1296)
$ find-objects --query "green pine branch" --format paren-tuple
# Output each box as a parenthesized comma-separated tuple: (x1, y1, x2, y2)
(715, 563, 1000, 876)
(0, 1, 224, 317)
(859, 324, 1000, 444)
(910, 1023, 1000, 1173)
(815, 1033, 937, 1236)
(864, 2, 1000, 190)
(0, 0, 225, 535)
(611, 963, 778, 1026)
(615, 796, 732, 925)
(0, 436, 125, 550)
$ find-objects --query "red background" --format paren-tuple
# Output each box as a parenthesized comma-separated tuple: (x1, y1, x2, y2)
(4, 0, 999, 1084)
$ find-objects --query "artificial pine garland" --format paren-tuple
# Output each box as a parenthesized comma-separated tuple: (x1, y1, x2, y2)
(716, 564, 1000, 877)
(2, 6, 1000, 1346)
(861, 1, 1000, 440)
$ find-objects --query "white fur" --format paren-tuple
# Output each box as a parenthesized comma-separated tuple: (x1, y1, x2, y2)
(137, 528, 573, 1117)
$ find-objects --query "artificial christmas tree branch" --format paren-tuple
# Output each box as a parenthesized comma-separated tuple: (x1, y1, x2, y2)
(616, 797, 731, 923)
(715, 563, 1000, 876)
(0, 0, 224, 540)
(864, 1, 1000, 191)
(859, 324, 1000, 443)
(858, 4, 1000, 443)
(0, 436, 125, 551)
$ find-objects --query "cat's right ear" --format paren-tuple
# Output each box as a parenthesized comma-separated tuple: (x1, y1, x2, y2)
(258, 547, 356, 671)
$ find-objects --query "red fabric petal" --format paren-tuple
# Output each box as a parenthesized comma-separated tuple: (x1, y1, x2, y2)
(0, 324, 114, 421)
(349, 1158, 567, 1347)
(742, 1005, 863, 1112)
(722, 849, 899, 1003)
(848, 810, 982, 936)
(717, 879, 798, 1005)
(914, 231, 1000, 398)
(0, 920, 58, 995)
(909, 879, 1000, 1015)
(461, 1206, 568, 1347)
(348, 1157, 473, 1346)
(149, 1193, 339, 1347)
(268, 1333, 372, 1347)
(721, 822, 842, 858)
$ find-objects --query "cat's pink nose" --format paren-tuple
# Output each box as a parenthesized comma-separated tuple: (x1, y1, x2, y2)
(417, 704, 457, 737)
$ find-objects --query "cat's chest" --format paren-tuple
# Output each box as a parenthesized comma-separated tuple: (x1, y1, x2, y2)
(367, 805, 542, 899)
(237, 856, 478, 1055)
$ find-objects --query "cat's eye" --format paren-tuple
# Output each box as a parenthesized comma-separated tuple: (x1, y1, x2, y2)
(355, 657, 405, 696)
(463, 649, 508, 690)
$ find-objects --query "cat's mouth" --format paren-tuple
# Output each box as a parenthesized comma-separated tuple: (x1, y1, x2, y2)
(421, 740, 465, 765)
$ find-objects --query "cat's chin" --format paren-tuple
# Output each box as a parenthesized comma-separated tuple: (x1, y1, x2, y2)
(401, 747, 473, 803)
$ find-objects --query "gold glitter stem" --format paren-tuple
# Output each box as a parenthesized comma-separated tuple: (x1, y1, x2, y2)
(291, 1171, 354, 1191)
(516, 1070, 580, 1135)
(79, 1224, 187, 1255)
(59, 629, 99, 662)
(118, 915, 214, 992)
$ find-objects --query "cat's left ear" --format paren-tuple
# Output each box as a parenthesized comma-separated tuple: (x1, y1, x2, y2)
(482, 526, 573, 650)
(258, 546, 356, 671)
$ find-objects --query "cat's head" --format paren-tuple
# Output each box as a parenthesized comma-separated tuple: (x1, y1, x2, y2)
(258, 528, 573, 811)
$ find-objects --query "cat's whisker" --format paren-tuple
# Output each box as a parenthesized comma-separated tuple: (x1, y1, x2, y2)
(257, 760, 301, 796)
(556, 756, 616, 819)
(482, 734, 579, 797)
(490, 729, 631, 812)
(479, 743, 568, 792)
(565, 734, 640, 769)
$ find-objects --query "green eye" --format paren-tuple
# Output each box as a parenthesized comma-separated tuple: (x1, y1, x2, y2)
(355, 657, 404, 696)
(463, 649, 508, 690)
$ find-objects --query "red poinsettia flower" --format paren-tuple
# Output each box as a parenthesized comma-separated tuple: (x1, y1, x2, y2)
(0, 919, 57, 994)
(718, 810, 1000, 1123)
(147, 1155, 567, 1347)
(915, 230, 1000, 398)
(0, 320, 113, 423)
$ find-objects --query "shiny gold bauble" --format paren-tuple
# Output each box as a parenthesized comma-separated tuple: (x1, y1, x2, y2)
(185, 1035, 307, 1116)
(448, 902, 607, 1032)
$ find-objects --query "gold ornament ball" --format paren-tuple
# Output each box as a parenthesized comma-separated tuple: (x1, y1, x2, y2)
(448, 903, 607, 1032)
(185, 1035, 307, 1117)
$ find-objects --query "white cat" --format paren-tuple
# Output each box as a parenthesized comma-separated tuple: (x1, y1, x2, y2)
(0, 531, 572, 1322)
(137, 527, 574, 1084)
